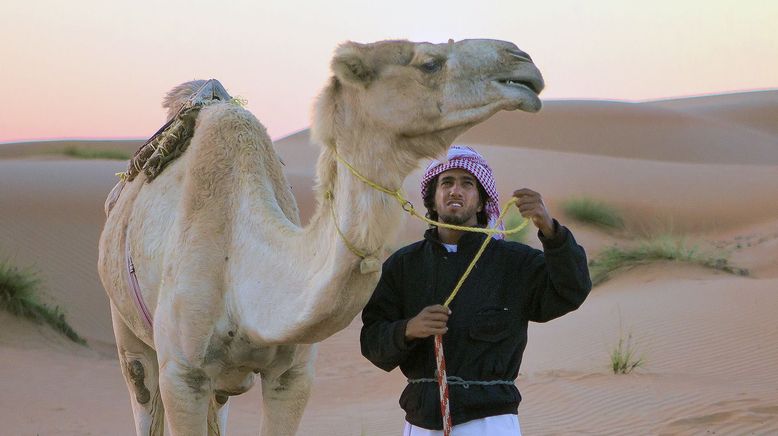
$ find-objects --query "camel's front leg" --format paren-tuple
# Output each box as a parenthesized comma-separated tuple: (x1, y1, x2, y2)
(260, 345, 316, 436)
(158, 358, 213, 436)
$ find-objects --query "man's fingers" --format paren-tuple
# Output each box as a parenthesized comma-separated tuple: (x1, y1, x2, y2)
(423, 305, 450, 315)
(423, 317, 448, 327)
(518, 204, 541, 215)
(425, 326, 448, 336)
(423, 313, 450, 322)
(424, 320, 448, 330)
(513, 188, 538, 198)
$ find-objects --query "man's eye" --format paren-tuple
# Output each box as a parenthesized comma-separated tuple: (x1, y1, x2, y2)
(420, 60, 442, 74)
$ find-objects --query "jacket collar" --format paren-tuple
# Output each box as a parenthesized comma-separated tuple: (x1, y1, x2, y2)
(423, 227, 489, 253)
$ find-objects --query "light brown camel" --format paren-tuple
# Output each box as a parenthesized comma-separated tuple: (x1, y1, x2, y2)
(98, 38, 544, 435)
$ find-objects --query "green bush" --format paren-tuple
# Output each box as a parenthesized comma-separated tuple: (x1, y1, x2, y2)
(563, 197, 624, 230)
(61, 146, 130, 160)
(589, 235, 748, 286)
(0, 260, 87, 345)
(610, 332, 644, 374)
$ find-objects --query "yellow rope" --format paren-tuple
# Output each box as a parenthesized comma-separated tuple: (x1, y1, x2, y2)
(332, 148, 531, 306)
(326, 191, 371, 259)
(443, 198, 520, 307)
(333, 150, 528, 236)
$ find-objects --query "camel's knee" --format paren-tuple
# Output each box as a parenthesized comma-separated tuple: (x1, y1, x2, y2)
(127, 359, 152, 405)
(263, 364, 313, 402)
(182, 368, 210, 396)
(120, 352, 158, 405)
(159, 360, 212, 402)
(119, 353, 165, 436)
(279, 366, 312, 392)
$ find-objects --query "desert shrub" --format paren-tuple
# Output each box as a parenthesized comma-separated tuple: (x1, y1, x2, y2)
(563, 197, 624, 230)
(0, 260, 86, 345)
(610, 332, 644, 374)
(61, 146, 130, 160)
(589, 235, 748, 286)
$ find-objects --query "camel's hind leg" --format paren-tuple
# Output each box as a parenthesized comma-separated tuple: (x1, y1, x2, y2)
(259, 345, 316, 436)
(111, 302, 165, 436)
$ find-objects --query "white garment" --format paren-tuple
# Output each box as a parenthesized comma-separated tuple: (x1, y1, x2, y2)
(442, 243, 458, 253)
(403, 414, 521, 436)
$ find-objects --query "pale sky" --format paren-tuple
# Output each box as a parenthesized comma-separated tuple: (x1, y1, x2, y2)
(1, 0, 776, 143)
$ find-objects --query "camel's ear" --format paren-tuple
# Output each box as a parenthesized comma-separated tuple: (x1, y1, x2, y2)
(331, 43, 375, 86)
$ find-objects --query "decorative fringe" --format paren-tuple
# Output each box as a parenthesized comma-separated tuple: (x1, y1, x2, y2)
(230, 96, 248, 107)
(118, 79, 235, 183)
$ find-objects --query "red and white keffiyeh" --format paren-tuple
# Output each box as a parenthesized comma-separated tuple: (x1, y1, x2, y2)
(421, 145, 504, 239)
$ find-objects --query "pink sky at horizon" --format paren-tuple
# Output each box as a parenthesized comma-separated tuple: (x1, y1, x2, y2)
(1, 0, 776, 143)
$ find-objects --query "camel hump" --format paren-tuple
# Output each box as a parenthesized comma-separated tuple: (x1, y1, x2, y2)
(123, 79, 236, 183)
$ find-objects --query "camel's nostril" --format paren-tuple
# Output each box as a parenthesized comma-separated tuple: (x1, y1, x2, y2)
(507, 48, 532, 63)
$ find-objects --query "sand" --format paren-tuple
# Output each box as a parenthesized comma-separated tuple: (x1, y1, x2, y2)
(1, 90, 777, 435)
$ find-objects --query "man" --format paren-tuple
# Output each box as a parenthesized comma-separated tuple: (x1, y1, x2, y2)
(360, 146, 592, 435)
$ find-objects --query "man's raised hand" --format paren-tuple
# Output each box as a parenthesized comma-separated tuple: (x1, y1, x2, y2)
(513, 188, 555, 238)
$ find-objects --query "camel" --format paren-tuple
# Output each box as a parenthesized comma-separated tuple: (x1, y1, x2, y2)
(97, 38, 544, 435)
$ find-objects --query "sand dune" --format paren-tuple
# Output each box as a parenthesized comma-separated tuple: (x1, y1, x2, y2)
(1, 90, 777, 435)
(651, 90, 778, 137)
(457, 99, 778, 165)
(0, 139, 142, 159)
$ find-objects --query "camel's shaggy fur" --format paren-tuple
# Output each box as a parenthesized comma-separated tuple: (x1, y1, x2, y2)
(98, 38, 544, 435)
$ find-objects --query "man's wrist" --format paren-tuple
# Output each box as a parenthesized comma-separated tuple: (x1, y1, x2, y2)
(397, 319, 417, 349)
(404, 319, 417, 341)
(539, 216, 556, 238)
(538, 219, 566, 249)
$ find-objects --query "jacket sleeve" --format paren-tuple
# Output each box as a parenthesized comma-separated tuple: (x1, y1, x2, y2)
(360, 254, 418, 372)
(523, 219, 593, 323)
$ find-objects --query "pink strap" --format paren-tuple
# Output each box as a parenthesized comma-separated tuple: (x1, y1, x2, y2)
(126, 236, 154, 332)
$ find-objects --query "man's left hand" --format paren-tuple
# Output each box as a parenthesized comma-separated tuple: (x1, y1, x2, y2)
(513, 188, 555, 238)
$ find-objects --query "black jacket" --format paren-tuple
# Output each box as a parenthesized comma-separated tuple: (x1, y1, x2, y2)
(360, 220, 592, 430)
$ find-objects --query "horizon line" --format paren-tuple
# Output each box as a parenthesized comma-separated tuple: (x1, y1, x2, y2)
(2, 87, 775, 145)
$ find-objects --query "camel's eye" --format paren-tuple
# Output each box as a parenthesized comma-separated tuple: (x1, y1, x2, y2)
(420, 59, 443, 74)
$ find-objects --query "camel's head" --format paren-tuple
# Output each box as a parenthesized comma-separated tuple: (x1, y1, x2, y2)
(312, 38, 544, 160)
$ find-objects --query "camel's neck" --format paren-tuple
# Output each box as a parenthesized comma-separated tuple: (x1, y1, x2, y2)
(237, 133, 416, 344)
(308, 142, 408, 257)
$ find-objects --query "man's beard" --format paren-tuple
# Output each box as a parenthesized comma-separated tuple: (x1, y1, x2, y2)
(439, 211, 474, 226)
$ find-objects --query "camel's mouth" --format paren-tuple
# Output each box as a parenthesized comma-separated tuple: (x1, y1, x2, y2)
(496, 78, 543, 95)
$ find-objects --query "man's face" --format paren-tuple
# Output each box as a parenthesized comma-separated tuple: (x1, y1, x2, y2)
(433, 168, 484, 227)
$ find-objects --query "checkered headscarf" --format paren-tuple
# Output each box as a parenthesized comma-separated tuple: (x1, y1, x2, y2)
(421, 145, 504, 239)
